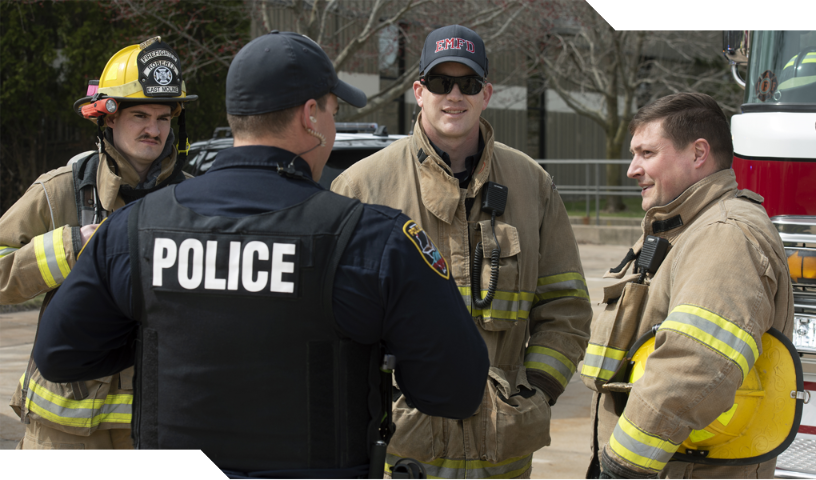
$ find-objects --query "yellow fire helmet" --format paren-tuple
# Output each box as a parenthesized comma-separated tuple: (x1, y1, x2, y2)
(72, 37, 198, 160)
(73, 36, 197, 119)
(627, 327, 805, 466)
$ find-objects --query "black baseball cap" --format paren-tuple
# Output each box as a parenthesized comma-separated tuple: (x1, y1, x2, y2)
(226, 31, 367, 115)
(419, 25, 488, 78)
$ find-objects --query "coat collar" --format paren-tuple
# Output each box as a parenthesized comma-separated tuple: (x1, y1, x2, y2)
(606, 169, 742, 279)
(641, 169, 740, 241)
(97, 139, 179, 211)
(409, 113, 495, 224)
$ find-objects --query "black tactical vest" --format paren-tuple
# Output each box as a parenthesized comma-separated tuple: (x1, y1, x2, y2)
(127, 186, 380, 475)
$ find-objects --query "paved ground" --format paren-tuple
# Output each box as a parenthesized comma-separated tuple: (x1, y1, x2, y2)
(0, 244, 630, 478)
(530, 244, 627, 478)
(0, 308, 37, 450)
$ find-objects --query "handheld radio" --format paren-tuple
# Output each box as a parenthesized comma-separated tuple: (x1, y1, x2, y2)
(471, 182, 509, 309)
(636, 235, 669, 283)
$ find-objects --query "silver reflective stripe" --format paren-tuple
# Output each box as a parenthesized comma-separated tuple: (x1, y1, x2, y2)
(458, 288, 535, 320)
(663, 310, 757, 373)
(610, 416, 677, 472)
(386, 453, 532, 479)
(42, 231, 67, 285)
(21, 376, 132, 428)
(0, 246, 19, 257)
(536, 278, 587, 296)
(488, 297, 533, 316)
(525, 348, 574, 384)
(28, 387, 131, 420)
(582, 353, 623, 379)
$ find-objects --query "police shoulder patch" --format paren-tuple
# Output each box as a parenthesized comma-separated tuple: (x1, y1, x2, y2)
(402, 220, 449, 279)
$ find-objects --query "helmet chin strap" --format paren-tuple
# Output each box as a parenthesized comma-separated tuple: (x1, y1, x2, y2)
(96, 117, 108, 158)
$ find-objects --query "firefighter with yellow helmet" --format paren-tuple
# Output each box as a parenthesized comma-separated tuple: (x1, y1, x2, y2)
(0, 37, 196, 449)
(579, 92, 803, 478)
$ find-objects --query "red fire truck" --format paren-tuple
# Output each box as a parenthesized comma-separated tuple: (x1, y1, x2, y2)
(724, 30, 816, 477)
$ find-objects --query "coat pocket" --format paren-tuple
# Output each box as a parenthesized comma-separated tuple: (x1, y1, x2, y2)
(472, 220, 523, 332)
(388, 393, 445, 462)
(580, 274, 648, 392)
(482, 372, 551, 463)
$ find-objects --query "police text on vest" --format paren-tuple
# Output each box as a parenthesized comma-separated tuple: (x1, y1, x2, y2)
(152, 238, 296, 293)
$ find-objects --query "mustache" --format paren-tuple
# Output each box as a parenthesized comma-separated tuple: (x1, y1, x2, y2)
(136, 134, 161, 142)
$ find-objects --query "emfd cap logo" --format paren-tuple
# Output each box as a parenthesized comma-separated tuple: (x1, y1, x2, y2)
(137, 39, 183, 98)
(420, 25, 488, 78)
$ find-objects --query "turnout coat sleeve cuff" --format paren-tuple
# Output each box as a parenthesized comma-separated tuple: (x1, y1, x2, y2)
(70, 226, 82, 261)
(526, 370, 563, 405)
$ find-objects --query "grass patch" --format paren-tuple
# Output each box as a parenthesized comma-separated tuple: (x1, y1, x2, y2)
(562, 196, 645, 218)
(0, 294, 44, 314)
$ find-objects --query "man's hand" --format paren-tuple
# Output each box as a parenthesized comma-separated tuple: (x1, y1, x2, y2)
(80, 224, 100, 246)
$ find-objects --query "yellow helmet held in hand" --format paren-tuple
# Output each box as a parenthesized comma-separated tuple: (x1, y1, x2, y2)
(73, 36, 197, 119)
(627, 327, 804, 466)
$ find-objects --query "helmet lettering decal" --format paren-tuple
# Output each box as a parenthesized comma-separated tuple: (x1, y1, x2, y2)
(139, 48, 179, 65)
(137, 41, 184, 98)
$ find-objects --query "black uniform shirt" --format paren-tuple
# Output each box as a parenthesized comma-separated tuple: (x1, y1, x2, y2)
(34, 146, 488, 421)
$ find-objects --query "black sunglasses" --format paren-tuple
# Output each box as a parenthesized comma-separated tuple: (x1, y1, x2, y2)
(420, 74, 485, 95)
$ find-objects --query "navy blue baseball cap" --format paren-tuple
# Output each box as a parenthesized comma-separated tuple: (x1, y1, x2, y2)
(227, 31, 367, 115)
(419, 25, 488, 78)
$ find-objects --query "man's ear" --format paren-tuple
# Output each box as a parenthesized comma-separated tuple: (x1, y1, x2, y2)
(691, 138, 712, 170)
(104, 112, 118, 129)
(413, 80, 424, 108)
(300, 99, 317, 129)
(481, 82, 493, 111)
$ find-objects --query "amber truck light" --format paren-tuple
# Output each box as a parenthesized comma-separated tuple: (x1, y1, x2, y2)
(787, 248, 816, 285)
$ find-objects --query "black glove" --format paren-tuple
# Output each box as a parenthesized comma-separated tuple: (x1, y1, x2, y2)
(600, 447, 658, 479)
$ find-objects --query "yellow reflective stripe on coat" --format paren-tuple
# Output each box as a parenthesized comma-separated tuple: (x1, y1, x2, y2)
(659, 304, 759, 380)
(535, 272, 589, 304)
(609, 414, 679, 473)
(19, 374, 132, 428)
(385, 453, 532, 479)
(32, 227, 71, 288)
(581, 343, 627, 382)
(458, 286, 535, 321)
(524, 346, 576, 388)
(0, 246, 20, 257)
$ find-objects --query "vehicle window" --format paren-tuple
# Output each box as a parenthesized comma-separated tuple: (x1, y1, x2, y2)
(745, 31, 816, 105)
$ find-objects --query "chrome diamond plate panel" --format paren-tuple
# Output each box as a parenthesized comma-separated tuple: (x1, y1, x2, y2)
(776, 438, 816, 476)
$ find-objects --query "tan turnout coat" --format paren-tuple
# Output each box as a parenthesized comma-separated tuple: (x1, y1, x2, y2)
(332, 116, 593, 478)
(1, 142, 182, 438)
(583, 169, 794, 477)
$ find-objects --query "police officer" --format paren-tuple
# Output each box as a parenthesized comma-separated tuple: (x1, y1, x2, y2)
(0, 37, 195, 450)
(32, 31, 489, 478)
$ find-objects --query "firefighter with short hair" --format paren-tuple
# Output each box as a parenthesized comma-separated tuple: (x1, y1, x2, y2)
(583, 92, 795, 479)
(0, 37, 196, 449)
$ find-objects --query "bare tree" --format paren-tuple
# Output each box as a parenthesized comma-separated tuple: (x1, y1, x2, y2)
(109, 0, 546, 123)
(251, 0, 533, 121)
(521, 1, 740, 211)
(109, 0, 248, 81)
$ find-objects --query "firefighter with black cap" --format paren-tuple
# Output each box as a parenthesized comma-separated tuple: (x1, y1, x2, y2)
(0, 37, 195, 450)
(31, 31, 489, 478)
(333, 25, 593, 479)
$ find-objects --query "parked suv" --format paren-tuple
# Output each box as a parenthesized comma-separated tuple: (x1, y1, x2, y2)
(183, 123, 405, 189)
